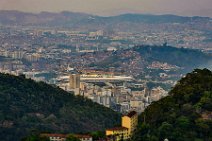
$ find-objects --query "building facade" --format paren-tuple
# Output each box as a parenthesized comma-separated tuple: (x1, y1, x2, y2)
(122, 111, 138, 137)
(106, 111, 138, 141)
(69, 73, 80, 89)
(106, 127, 129, 141)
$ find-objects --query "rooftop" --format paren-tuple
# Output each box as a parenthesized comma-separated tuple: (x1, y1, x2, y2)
(106, 127, 128, 131)
(74, 134, 92, 138)
(126, 111, 137, 118)
(41, 133, 67, 138)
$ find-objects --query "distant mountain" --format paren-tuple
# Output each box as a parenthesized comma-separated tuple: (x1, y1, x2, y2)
(106, 13, 209, 23)
(132, 69, 212, 141)
(0, 10, 211, 32)
(0, 10, 90, 26)
(0, 73, 121, 141)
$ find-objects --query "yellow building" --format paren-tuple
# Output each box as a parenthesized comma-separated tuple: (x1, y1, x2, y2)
(106, 127, 129, 141)
(122, 111, 138, 137)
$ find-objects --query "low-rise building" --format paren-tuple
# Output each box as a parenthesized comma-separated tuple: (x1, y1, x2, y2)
(41, 133, 93, 141)
(41, 134, 66, 141)
(75, 134, 93, 141)
(106, 127, 129, 141)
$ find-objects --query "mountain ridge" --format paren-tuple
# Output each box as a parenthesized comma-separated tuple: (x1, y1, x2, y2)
(0, 10, 211, 28)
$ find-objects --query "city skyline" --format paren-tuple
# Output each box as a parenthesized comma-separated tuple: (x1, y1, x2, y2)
(0, 0, 212, 17)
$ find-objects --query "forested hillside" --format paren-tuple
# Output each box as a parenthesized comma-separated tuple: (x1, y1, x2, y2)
(92, 45, 211, 72)
(132, 69, 212, 141)
(0, 73, 121, 141)
(133, 45, 210, 69)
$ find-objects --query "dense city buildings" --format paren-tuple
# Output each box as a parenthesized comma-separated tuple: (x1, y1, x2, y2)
(0, 25, 191, 113)
(0, 8, 211, 141)
(0, 26, 174, 113)
(0, 13, 211, 113)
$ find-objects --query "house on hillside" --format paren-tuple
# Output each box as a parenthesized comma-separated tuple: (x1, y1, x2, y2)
(41, 134, 66, 141)
(41, 133, 93, 141)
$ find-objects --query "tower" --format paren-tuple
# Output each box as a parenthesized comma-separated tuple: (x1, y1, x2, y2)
(69, 73, 80, 89)
(76, 44, 80, 52)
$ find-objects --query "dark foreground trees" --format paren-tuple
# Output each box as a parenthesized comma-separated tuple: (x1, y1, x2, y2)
(132, 69, 212, 141)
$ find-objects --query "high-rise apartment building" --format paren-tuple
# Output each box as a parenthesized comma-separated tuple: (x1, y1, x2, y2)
(106, 111, 138, 141)
(122, 111, 138, 136)
(69, 73, 80, 89)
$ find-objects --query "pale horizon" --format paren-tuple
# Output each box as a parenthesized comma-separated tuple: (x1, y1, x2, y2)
(0, 0, 212, 17)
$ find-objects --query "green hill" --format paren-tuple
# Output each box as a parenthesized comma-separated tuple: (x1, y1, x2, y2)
(133, 45, 210, 69)
(92, 45, 211, 72)
(132, 69, 212, 141)
(0, 73, 121, 141)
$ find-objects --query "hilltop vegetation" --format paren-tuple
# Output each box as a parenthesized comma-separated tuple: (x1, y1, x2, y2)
(133, 45, 210, 69)
(0, 73, 121, 141)
(92, 45, 211, 72)
(132, 69, 212, 141)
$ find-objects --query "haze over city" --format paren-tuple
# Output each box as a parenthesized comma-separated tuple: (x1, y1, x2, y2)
(0, 0, 212, 17)
(0, 0, 212, 141)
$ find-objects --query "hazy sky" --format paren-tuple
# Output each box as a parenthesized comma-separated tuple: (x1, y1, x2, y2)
(0, 0, 212, 17)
